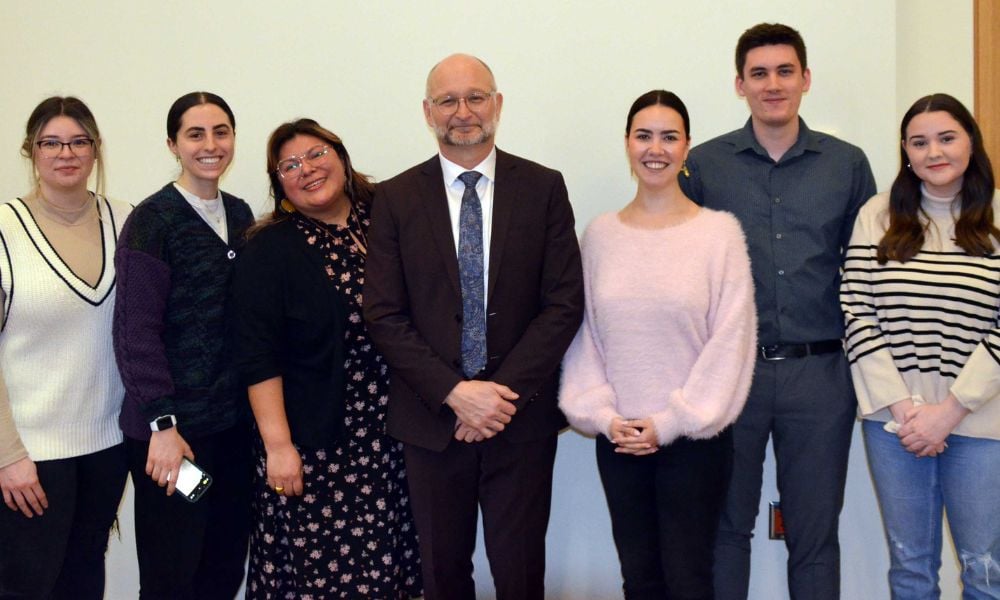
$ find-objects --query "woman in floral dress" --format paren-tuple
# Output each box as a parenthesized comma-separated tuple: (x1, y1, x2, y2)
(233, 118, 421, 599)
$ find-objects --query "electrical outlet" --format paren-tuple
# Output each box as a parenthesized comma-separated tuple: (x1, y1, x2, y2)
(769, 501, 785, 540)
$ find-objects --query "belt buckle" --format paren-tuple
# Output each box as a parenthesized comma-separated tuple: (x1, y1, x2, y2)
(760, 345, 787, 361)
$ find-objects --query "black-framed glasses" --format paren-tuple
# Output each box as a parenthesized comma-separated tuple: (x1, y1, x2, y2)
(276, 145, 331, 179)
(427, 91, 496, 116)
(36, 138, 95, 159)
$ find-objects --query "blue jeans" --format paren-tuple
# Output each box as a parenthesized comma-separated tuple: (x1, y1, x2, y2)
(863, 419, 1000, 599)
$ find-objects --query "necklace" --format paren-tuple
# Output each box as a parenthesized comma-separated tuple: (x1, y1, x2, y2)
(196, 197, 224, 225)
(300, 203, 368, 255)
(32, 190, 99, 227)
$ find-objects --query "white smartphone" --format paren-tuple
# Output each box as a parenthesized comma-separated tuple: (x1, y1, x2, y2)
(174, 458, 212, 502)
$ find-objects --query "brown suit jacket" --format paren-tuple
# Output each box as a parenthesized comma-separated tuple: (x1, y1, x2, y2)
(364, 149, 584, 452)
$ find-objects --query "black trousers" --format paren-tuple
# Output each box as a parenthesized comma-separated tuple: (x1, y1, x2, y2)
(0, 444, 128, 600)
(403, 433, 558, 600)
(126, 425, 252, 600)
(713, 352, 855, 600)
(596, 430, 733, 600)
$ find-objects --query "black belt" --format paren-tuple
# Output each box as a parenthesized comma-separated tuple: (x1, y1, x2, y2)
(758, 340, 842, 362)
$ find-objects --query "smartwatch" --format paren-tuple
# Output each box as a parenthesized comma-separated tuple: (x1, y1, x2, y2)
(150, 414, 177, 432)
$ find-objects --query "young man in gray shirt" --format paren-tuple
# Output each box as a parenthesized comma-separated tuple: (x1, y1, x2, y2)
(681, 23, 876, 600)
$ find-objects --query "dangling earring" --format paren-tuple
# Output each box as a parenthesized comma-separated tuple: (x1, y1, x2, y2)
(681, 161, 690, 178)
(280, 199, 296, 213)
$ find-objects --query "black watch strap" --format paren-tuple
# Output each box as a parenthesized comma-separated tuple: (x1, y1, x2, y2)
(150, 414, 177, 432)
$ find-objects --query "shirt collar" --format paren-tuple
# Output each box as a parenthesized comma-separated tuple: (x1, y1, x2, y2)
(439, 147, 498, 186)
(172, 181, 222, 203)
(732, 117, 822, 161)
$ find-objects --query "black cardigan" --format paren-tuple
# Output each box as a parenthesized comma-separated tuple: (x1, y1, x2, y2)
(232, 217, 347, 449)
(116, 183, 254, 440)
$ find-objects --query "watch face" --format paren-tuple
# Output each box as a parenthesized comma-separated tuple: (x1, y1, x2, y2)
(155, 416, 175, 430)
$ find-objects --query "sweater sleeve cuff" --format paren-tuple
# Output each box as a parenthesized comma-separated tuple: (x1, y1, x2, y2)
(592, 406, 622, 440)
(951, 342, 1000, 412)
(140, 396, 177, 423)
(650, 388, 736, 447)
(650, 405, 683, 447)
(239, 363, 283, 389)
(847, 351, 912, 416)
(0, 439, 28, 470)
(558, 382, 619, 437)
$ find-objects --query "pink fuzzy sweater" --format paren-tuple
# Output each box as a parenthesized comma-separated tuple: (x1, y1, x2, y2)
(559, 208, 757, 445)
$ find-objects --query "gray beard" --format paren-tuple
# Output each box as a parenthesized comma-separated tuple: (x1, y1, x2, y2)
(436, 120, 497, 147)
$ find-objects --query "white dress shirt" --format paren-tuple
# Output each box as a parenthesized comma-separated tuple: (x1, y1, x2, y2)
(438, 148, 496, 298)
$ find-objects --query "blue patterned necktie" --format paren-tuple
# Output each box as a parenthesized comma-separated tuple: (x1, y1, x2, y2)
(457, 171, 486, 378)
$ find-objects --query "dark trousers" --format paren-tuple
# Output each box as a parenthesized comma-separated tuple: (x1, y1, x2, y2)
(403, 433, 558, 600)
(0, 444, 127, 600)
(597, 430, 732, 600)
(126, 425, 252, 600)
(713, 352, 855, 600)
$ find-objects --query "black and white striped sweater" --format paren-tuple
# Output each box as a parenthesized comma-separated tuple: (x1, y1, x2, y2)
(840, 190, 1000, 440)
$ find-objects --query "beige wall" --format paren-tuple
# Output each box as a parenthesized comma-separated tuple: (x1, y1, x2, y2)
(897, 1, 975, 119)
(0, 1, 975, 597)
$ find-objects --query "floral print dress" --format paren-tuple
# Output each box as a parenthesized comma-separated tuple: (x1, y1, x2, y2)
(246, 204, 422, 599)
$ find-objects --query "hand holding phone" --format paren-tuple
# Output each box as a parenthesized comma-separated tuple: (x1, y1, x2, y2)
(174, 458, 212, 503)
(146, 428, 194, 496)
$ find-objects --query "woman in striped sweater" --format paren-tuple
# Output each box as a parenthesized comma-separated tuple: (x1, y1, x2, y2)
(841, 93, 1000, 599)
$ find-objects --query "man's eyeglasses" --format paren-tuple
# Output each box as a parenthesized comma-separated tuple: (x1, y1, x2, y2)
(36, 138, 95, 159)
(426, 91, 497, 116)
(276, 145, 331, 179)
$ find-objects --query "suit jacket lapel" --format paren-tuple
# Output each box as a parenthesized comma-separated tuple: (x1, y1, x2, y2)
(419, 156, 462, 296)
(488, 149, 515, 303)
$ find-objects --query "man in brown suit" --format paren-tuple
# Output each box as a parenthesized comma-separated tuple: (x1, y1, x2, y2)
(364, 53, 584, 600)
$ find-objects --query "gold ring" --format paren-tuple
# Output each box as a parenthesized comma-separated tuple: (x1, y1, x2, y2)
(274, 486, 284, 493)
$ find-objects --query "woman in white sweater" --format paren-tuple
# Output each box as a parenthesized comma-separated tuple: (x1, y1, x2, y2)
(841, 93, 1000, 599)
(559, 90, 757, 600)
(0, 97, 130, 598)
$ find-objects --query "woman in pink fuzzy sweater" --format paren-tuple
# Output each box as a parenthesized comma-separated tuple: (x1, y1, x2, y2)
(559, 90, 757, 600)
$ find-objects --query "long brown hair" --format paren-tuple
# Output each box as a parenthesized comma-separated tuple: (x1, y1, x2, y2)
(250, 119, 374, 237)
(878, 93, 997, 263)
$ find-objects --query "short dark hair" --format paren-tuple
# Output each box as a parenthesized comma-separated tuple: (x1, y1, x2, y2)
(735, 23, 807, 77)
(166, 92, 235, 142)
(625, 90, 690, 139)
(878, 93, 997, 263)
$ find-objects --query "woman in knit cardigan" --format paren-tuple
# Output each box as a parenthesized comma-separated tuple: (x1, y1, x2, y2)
(113, 91, 254, 599)
(0, 97, 131, 598)
(841, 93, 1000, 598)
(559, 90, 757, 600)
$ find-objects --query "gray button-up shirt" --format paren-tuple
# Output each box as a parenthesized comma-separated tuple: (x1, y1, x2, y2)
(681, 118, 876, 345)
